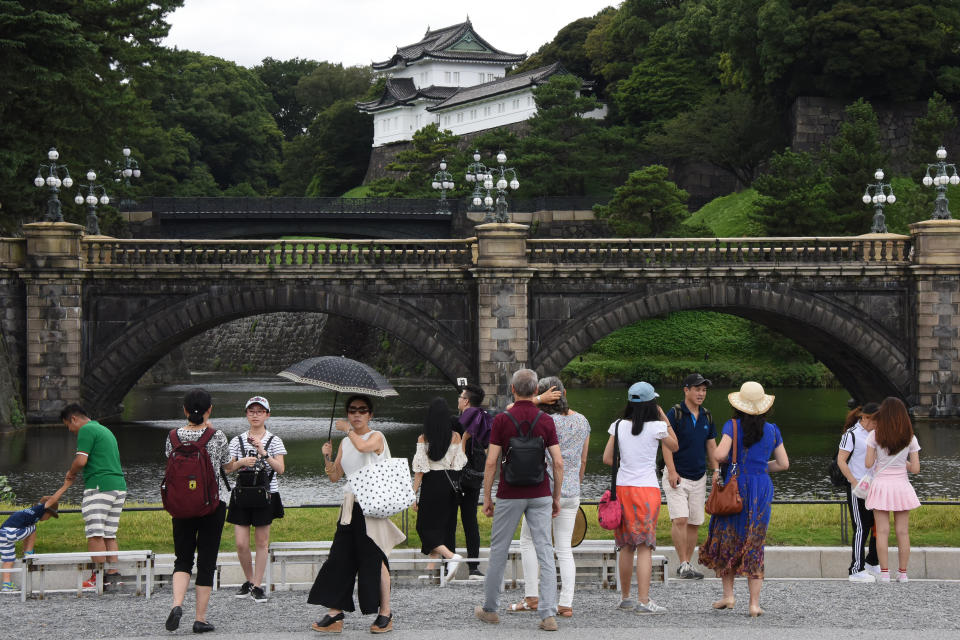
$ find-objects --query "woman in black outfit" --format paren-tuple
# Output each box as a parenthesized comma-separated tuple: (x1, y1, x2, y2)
(164, 389, 238, 634)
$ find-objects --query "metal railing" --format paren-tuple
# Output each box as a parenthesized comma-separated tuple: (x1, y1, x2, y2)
(80, 238, 475, 267)
(527, 236, 912, 266)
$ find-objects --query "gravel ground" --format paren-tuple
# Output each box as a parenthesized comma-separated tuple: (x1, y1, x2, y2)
(4, 578, 960, 639)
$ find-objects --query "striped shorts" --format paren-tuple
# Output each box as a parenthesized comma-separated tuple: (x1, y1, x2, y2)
(0, 525, 36, 562)
(81, 489, 127, 539)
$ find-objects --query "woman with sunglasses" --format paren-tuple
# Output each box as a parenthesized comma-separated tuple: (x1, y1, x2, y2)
(309, 395, 404, 634)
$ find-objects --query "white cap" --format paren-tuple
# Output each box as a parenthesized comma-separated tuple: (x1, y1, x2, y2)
(245, 396, 270, 412)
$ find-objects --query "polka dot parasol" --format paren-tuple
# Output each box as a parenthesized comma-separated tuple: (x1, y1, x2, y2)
(277, 356, 398, 397)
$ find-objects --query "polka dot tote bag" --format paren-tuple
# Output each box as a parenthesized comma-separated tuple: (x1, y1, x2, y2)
(348, 453, 416, 519)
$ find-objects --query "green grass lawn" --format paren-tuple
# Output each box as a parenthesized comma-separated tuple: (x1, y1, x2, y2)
(4, 502, 958, 555)
(684, 188, 762, 237)
(341, 185, 372, 198)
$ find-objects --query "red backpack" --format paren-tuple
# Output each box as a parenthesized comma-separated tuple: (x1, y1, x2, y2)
(161, 428, 220, 519)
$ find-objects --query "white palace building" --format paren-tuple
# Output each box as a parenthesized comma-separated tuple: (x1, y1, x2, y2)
(357, 20, 600, 147)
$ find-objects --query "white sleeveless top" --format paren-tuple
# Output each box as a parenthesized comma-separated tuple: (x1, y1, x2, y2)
(340, 429, 389, 495)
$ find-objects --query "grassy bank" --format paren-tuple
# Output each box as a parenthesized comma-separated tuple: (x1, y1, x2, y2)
(561, 311, 834, 388)
(5, 502, 957, 555)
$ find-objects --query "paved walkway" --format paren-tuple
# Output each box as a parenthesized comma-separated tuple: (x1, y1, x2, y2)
(5, 577, 960, 639)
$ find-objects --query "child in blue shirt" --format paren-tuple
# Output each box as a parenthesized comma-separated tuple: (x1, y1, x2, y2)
(1, 482, 70, 593)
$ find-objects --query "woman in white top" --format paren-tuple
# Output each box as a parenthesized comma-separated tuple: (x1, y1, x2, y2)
(309, 395, 404, 634)
(227, 395, 287, 602)
(602, 381, 678, 615)
(412, 397, 467, 582)
(836, 402, 880, 581)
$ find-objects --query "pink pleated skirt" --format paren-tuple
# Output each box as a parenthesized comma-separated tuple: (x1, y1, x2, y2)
(865, 471, 920, 512)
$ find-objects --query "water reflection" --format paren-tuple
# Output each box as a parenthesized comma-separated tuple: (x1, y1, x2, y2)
(1, 375, 958, 505)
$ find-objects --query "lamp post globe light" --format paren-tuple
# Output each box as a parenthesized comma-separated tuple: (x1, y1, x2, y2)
(490, 149, 519, 223)
(33, 147, 74, 222)
(431, 158, 454, 215)
(922, 145, 960, 220)
(464, 150, 494, 220)
(861, 168, 895, 233)
(114, 146, 142, 211)
(74, 169, 110, 235)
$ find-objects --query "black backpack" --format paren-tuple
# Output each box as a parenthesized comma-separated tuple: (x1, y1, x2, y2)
(460, 438, 487, 491)
(501, 410, 546, 486)
(827, 429, 855, 487)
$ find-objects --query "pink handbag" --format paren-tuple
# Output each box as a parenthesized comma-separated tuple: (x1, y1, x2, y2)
(598, 420, 623, 530)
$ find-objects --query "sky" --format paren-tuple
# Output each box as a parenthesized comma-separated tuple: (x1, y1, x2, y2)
(163, 0, 617, 69)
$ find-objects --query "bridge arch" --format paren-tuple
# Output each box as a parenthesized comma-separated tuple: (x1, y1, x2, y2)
(530, 283, 912, 404)
(82, 285, 472, 415)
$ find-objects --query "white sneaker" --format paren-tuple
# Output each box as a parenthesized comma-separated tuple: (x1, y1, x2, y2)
(848, 570, 876, 583)
(865, 563, 881, 576)
(896, 571, 909, 583)
(444, 554, 463, 581)
(878, 572, 891, 583)
(635, 599, 667, 614)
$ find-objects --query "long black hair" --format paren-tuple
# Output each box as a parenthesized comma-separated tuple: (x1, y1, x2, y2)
(731, 409, 766, 448)
(424, 397, 454, 461)
(184, 388, 212, 425)
(621, 400, 660, 436)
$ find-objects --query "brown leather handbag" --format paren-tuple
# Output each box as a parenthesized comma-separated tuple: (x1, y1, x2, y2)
(705, 419, 743, 516)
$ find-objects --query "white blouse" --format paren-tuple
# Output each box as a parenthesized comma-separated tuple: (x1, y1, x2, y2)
(412, 441, 467, 473)
(340, 430, 389, 495)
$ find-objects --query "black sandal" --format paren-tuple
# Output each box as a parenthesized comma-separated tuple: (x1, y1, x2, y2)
(312, 612, 345, 633)
(370, 613, 393, 633)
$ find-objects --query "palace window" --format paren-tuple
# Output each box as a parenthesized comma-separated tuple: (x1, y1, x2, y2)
(444, 72, 451, 83)
(470, 109, 476, 120)
(487, 74, 495, 81)
(483, 106, 491, 117)
(478, 72, 485, 83)
(498, 103, 505, 113)
(456, 113, 463, 123)
(453, 72, 460, 85)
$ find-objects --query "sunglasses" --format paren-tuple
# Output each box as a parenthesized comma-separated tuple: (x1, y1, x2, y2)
(347, 406, 370, 414)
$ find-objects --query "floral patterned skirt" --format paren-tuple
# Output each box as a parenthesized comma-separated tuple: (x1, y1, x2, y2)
(614, 485, 661, 550)
(698, 471, 773, 578)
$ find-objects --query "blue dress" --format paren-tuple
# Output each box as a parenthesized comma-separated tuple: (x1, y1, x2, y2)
(698, 419, 783, 578)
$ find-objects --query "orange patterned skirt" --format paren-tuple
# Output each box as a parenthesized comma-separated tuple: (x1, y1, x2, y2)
(614, 486, 661, 550)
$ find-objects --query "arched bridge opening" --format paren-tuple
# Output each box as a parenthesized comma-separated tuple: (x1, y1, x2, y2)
(82, 285, 473, 417)
(531, 283, 912, 405)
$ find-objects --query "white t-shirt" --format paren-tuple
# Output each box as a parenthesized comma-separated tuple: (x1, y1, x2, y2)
(839, 421, 870, 480)
(229, 429, 287, 494)
(608, 419, 668, 488)
(865, 431, 921, 475)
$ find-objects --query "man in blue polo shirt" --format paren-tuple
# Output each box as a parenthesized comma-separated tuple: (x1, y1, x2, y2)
(662, 373, 717, 579)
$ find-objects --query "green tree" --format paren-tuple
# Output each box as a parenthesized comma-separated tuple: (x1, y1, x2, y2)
(751, 149, 835, 235)
(295, 62, 373, 114)
(143, 50, 283, 194)
(514, 11, 613, 90)
(714, 0, 960, 103)
(367, 124, 461, 198)
(646, 91, 784, 186)
(0, 0, 183, 231)
(253, 57, 322, 140)
(595, 165, 690, 236)
(908, 93, 958, 175)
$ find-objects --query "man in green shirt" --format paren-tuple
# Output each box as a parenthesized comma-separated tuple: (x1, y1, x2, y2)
(60, 404, 127, 588)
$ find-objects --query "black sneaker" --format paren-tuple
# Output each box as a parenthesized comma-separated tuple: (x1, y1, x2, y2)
(251, 585, 267, 602)
(468, 569, 484, 580)
(236, 581, 253, 598)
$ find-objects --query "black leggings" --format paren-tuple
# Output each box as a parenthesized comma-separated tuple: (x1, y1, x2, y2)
(846, 484, 878, 574)
(172, 502, 227, 587)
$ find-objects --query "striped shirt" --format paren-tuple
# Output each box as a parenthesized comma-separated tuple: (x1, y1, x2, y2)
(839, 422, 870, 480)
(229, 430, 287, 494)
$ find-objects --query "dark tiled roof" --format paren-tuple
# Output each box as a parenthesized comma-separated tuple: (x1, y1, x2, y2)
(356, 80, 459, 112)
(372, 21, 525, 70)
(427, 62, 567, 111)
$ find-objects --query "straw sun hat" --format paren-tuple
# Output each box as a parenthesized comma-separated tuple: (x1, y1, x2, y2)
(728, 381, 775, 415)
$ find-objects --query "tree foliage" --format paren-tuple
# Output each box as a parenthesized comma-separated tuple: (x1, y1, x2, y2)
(595, 165, 690, 236)
(253, 57, 322, 140)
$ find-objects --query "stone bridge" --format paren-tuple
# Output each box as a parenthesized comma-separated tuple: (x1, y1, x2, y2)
(2, 221, 958, 422)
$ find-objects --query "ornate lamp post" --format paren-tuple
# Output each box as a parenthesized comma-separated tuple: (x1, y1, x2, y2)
(74, 169, 110, 235)
(464, 150, 493, 220)
(489, 150, 520, 223)
(33, 147, 74, 222)
(114, 146, 142, 211)
(431, 158, 455, 214)
(922, 146, 960, 219)
(861, 168, 895, 233)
